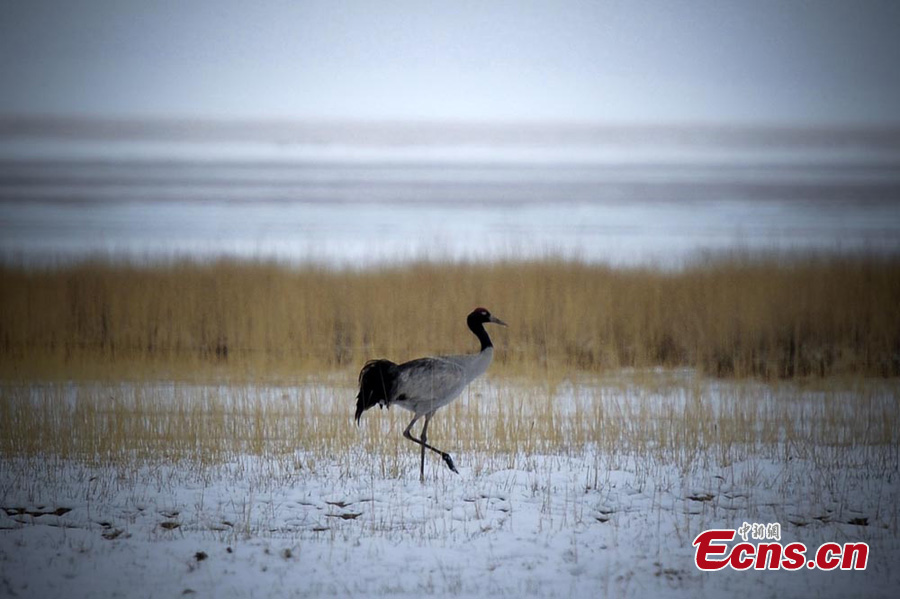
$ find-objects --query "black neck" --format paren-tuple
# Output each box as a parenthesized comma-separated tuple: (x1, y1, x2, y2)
(467, 317, 492, 352)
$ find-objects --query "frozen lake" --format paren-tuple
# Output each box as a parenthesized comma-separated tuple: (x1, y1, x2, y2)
(2, 119, 900, 266)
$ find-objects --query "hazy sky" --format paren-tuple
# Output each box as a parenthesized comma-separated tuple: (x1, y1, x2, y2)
(2, 0, 899, 125)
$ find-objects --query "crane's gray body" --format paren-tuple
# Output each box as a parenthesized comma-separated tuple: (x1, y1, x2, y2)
(390, 347, 493, 416)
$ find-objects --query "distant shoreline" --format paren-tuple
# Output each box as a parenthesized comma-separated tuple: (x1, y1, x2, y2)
(3, 115, 900, 147)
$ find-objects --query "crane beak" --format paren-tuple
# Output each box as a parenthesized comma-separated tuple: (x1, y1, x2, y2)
(489, 315, 508, 327)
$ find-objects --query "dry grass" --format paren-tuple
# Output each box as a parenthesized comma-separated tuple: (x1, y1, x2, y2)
(2, 375, 896, 477)
(1, 253, 899, 381)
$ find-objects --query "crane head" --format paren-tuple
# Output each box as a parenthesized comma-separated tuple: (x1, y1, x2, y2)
(469, 307, 507, 327)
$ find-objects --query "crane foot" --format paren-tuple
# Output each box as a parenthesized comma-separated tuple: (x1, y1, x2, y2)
(442, 453, 459, 474)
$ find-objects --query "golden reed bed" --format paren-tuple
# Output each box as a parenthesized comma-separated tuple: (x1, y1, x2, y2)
(1, 253, 899, 381)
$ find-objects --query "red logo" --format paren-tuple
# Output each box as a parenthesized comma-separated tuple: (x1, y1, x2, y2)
(693, 525, 868, 571)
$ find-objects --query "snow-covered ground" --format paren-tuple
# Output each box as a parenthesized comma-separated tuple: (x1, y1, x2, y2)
(2, 450, 898, 598)
(2, 378, 899, 598)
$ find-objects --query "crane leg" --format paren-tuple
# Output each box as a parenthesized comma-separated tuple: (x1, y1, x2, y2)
(403, 413, 458, 481)
(419, 416, 428, 483)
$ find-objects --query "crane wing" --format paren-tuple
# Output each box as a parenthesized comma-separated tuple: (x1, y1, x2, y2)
(394, 356, 469, 403)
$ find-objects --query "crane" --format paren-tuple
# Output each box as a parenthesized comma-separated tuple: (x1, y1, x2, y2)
(355, 307, 507, 482)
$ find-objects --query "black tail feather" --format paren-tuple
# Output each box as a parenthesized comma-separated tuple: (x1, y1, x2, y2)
(355, 359, 399, 424)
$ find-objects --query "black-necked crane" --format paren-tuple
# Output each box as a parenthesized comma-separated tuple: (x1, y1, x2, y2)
(355, 307, 507, 482)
